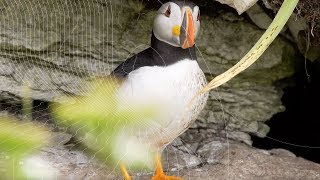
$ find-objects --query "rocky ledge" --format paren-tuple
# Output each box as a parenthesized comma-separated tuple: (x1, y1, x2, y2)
(31, 130, 320, 180)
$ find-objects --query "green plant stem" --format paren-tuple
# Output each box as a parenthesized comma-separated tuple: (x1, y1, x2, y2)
(200, 0, 299, 92)
(22, 82, 32, 121)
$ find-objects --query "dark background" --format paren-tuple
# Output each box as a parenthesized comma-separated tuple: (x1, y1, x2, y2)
(252, 57, 320, 163)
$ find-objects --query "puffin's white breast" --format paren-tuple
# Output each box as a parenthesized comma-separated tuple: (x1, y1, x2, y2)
(116, 59, 208, 148)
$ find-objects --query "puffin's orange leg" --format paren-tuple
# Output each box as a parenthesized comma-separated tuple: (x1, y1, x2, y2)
(120, 163, 132, 180)
(151, 153, 182, 180)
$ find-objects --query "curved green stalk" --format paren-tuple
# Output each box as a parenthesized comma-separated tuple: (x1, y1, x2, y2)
(200, 0, 299, 93)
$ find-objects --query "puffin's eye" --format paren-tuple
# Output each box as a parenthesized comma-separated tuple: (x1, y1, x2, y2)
(164, 5, 171, 17)
(197, 11, 200, 21)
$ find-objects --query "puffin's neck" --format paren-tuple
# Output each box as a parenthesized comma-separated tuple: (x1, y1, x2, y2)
(150, 32, 197, 66)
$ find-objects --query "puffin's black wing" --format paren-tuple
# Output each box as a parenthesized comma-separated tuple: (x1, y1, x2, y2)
(111, 48, 155, 78)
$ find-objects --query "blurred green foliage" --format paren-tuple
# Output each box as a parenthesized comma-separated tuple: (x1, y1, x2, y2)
(0, 117, 49, 179)
(52, 78, 157, 170)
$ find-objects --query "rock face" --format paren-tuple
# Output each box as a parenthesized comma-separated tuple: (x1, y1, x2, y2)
(263, 0, 320, 62)
(0, 0, 295, 143)
(215, 0, 258, 14)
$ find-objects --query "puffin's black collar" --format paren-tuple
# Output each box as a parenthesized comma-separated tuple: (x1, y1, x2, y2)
(111, 32, 197, 77)
(150, 32, 197, 66)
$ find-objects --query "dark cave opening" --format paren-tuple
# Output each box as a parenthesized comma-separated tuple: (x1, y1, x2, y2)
(252, 58, 320, 163)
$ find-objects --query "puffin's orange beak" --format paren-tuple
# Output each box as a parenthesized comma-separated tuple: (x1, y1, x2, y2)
(180, 9, 195, 49)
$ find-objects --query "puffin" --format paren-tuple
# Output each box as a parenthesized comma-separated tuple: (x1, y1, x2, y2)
(111, 1, 208, 179)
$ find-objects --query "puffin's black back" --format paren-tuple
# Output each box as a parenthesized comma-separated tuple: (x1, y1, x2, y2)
(171, 0, 196, 8)
(111, 33, 197, 78)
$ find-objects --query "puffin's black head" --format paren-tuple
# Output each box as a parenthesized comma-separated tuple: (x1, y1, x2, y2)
(153, 1, 200, 49)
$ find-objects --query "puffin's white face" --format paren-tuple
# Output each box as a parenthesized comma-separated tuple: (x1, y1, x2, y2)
(153, 2, 200, 49)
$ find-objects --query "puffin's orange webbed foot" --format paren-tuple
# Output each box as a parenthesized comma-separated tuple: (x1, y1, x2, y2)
(120, 163, 132, 180)
(151, 154, 182, 180)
